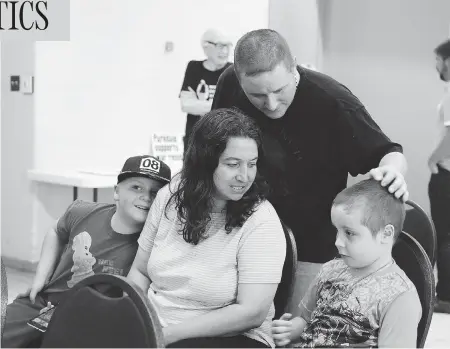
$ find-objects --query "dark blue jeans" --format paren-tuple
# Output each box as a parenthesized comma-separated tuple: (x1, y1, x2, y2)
(429, 165, 450, 301)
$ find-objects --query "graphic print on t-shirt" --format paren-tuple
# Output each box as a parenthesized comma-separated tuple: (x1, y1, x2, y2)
(296, 280, 377, 347)
(67, 231, 96, 288)
(97, 259, 125, 276)
(195, 79, 216, 101)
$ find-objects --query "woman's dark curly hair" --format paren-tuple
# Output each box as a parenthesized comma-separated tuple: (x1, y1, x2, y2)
(166, 107, 270, 245)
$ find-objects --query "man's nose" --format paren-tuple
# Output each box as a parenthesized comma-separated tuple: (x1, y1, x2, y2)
(265, 94, 279, 111)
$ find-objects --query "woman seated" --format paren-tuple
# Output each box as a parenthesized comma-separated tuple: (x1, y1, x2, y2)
(127, 108, 286, 348)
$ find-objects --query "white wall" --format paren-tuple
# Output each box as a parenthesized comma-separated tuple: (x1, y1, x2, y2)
(320, 0, 450, 212)
(2, 0, 269, 266)
(269, 0, 323, 70)
(35, 0, 269, 172)
(1, 42, 36, 264)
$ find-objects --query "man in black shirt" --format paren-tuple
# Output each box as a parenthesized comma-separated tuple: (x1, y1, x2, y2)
(212, 29, 409, 316)
(179, 28, 232, 156)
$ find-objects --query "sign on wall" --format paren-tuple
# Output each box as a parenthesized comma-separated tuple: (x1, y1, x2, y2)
(150, 133, 184, 175)
(0, 0, 70, 41)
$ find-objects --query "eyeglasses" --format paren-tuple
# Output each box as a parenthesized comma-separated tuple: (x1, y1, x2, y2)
(206, 41, 232, 50)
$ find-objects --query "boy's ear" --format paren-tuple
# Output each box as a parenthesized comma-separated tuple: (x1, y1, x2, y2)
(381, 224, 395, 243)
(445, 57, 450, 68)
(113, 185, 119, 202)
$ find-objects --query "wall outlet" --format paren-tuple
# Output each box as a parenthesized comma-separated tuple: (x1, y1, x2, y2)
(22, 76, 34, 94)
(10, 75, 20, 91)
(164, 41, 174, 53)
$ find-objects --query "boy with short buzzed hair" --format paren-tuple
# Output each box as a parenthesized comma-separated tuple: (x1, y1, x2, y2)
(272, 179, 421, 348)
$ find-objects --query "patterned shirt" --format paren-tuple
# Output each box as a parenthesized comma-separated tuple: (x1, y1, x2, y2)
(295, 258, 421, 348)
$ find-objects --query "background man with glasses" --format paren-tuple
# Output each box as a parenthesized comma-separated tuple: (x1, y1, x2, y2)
(179, 28, 232, 156)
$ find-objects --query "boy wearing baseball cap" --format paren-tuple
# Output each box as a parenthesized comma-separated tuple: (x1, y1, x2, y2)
(2, 155, 171, 348)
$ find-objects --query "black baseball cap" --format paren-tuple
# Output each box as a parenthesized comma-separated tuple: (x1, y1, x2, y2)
(117, 155, 171, 185)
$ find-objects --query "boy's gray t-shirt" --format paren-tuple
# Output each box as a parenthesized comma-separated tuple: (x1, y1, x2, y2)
(43, 200, 140, 295)
(295, 258, 422, 348)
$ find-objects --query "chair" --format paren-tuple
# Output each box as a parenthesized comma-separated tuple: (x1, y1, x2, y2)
(274, 222, 298, 319)
(41, 274, 165, 348)
(392, 231, 435, 348)
(403, 200, 437, 266)
(1, 258, 7, 340)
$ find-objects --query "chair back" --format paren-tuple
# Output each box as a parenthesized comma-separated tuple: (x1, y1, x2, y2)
(392, 231, 435, 348)
(403, 200, 437, 265)
(274, 223, 298, 319)
(41, 274, 164, 348)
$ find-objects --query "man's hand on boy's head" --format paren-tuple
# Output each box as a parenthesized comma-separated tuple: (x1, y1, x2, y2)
(369, 165, 409, 202)
(272, 313, 293, 347)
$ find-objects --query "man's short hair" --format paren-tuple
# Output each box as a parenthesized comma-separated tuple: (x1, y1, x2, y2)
(333, 179, 406, 240)
(234, 29, 295, 77)
(435, 39, 450, 60)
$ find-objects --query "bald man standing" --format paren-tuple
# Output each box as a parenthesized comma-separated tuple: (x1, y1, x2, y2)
(179, 29, 232, 155)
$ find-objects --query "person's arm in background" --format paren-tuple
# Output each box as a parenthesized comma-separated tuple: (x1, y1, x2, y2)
(429, 97, 450, 173)
(429, 127, 450, 172)
(180, 88, 213, 116)
(179, 61, 212, 116)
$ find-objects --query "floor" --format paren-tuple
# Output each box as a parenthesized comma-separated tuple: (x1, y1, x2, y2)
(3, 266, 450, 347)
